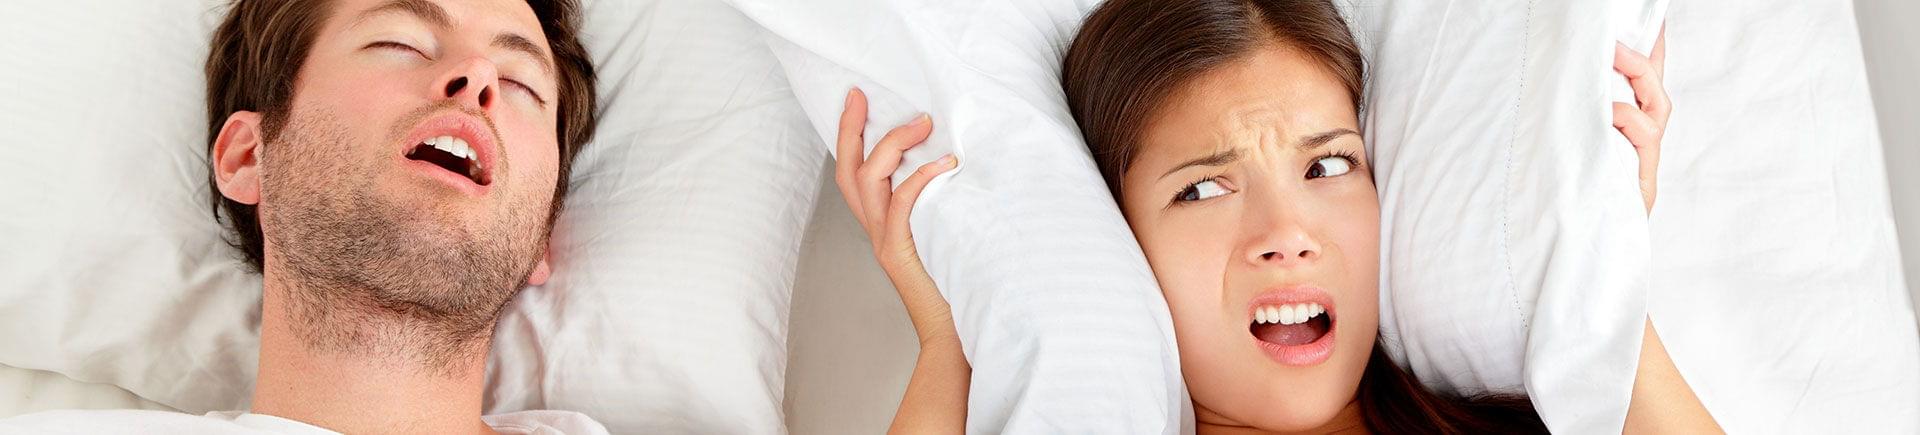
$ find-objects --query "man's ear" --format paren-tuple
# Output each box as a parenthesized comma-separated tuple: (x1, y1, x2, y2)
(526, 248, 553, 286)
(213, 111, 265, 205)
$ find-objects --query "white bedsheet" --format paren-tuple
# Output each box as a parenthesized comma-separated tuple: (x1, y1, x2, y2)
(0, 364, 171, 418)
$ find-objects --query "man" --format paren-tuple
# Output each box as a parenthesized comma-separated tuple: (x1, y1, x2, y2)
(0, 0, 601, 433)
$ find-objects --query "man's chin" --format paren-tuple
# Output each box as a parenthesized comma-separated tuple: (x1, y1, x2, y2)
(266, 198, 537, 347)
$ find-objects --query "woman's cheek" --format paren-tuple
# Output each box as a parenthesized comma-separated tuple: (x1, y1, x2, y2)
(1162, 229, 1240, 338)
(1334, 186, 1382, 326)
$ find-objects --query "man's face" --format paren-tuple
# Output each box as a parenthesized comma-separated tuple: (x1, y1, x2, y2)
(253, 0, 562, 336)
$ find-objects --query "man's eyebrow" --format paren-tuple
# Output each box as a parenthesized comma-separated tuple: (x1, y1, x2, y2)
(1297, 128, 1360, 151)
(1158, 148, 1243, 180)
(494, 33, 555, 77)
(353, 0, 556, 78)
(356, 0, 452, 29)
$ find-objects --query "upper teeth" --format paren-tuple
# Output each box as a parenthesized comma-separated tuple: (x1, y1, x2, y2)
(1253, 303, 1324, 325)
(425, 135, 475, 162)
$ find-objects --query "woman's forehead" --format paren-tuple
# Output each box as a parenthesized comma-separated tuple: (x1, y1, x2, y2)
(1133, 54, 1357, 172)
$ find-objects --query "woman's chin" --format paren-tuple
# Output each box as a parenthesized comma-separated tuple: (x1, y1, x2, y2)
(1195, 379, 1353, 434)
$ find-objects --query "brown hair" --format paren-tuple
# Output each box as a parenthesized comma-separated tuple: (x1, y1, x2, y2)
(205, 0, 598, 271)
(1062, 0, 1545, 432)
(1065, 0, 1361, 198)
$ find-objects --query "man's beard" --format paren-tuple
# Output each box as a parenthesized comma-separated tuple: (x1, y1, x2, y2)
(256, 105, 546, 373)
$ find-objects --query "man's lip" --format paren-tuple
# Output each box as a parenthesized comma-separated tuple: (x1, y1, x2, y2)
(397, 112, 498, 194)
(1247, 285, 1338, 367)
(403, 158, 490, 196)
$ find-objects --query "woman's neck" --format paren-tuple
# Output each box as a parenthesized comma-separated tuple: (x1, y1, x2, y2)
(1195, 400, 1368, 435)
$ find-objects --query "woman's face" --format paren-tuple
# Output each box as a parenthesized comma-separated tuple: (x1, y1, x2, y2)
(1119, 44, 1378, 432)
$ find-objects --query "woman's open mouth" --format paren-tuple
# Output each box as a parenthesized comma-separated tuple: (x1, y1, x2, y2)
(1248, 292, 1337, 366)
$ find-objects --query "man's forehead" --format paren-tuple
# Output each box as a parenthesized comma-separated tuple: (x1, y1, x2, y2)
(340, 0, 539, 24)
(341, 0, 541, 34)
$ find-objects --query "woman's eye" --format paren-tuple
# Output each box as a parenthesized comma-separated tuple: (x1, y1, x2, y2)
(1306, 155, 1355, 179)
(1175, 178, 1232, 203)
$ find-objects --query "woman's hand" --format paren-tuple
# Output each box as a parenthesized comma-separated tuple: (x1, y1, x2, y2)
(836, 88, 969, 435)
(1615, 29, 1721, 435)
(1613, 30, 1670, 214)
(835, 88, 961, 346)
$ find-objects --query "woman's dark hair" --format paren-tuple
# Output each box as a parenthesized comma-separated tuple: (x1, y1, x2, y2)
(1356, 343, 1547, 433)
(1062, 0, 1547, 433)
(1064, 0, 1360, 198)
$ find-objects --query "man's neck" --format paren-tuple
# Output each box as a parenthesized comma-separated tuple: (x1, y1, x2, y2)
(251, 279, 497, 435)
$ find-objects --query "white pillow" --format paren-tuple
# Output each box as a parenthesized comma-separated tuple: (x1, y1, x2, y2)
(724, 0, 1191, 433)
(0, 1, 817, 432)
(1346, 0, 1666, 432)
(0, 1, 259, 413)
(484, 0, 822, 432)
(1650, 0, 1918, 431)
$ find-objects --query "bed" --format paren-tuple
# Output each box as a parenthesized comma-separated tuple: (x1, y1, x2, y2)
(1, 0, 1913, 433)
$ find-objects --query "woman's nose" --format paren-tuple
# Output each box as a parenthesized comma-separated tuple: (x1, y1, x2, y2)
(1248, 229, 1321, 267)
(1243, 192, 1324, 268)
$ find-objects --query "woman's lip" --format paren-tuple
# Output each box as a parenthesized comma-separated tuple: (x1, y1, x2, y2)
(1254, 327, 1337, 366)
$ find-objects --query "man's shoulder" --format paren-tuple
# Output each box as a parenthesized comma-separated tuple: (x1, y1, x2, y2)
(0, 409, 306, 434)
(0, 409, 608, 435)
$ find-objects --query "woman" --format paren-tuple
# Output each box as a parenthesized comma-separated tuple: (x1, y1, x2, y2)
(833, 0, 1712, 432)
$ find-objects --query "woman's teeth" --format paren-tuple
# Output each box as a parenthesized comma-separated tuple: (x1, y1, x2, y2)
(1253, 303, 1325, 325)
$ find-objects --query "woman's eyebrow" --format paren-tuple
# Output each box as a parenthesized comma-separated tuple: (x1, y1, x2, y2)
(1158, 148, 1242, 180)
(1297, 128, 1359, 151)
(1154, 128, 1358, 181)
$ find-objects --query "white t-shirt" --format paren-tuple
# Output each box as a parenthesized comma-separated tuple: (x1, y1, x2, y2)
(0, 409, 608, 434)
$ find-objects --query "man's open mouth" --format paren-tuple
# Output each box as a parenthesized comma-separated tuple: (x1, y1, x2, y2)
(406, 135, 491, 186)
(1250, 302, 1332, 346)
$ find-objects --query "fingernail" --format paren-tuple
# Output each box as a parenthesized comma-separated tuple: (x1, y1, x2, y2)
(846, 87, 861, 105)
(939, 155, 958, 167)
(909, 113, 931, 126)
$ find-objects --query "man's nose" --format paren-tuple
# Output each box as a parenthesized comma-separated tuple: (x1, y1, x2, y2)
(438, 57, 501, 112)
